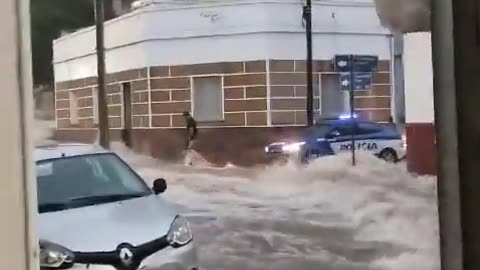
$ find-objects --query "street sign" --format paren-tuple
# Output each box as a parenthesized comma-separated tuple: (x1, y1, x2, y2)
(334, 55, 352, 72)
(334, 55, 378, 167)
(334, 55, 379, 73)
(340, 72, 373, 91)
(351, 55, 379, 72)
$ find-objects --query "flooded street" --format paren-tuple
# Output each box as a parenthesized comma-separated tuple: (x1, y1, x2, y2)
(114, 143, 440, 270)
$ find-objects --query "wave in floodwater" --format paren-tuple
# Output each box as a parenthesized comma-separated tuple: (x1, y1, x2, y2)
(111, 143, 440, 270)
(33, 120, 440, 270)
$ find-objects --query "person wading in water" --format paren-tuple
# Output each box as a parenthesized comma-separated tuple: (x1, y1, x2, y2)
(183, 111, 198, 165)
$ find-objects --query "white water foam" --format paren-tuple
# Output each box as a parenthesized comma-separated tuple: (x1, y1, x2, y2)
(111, 143, 440, 270)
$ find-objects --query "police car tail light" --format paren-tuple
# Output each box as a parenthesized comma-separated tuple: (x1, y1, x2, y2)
(39, 240, 74, 269)
(167, 216, 193, 247)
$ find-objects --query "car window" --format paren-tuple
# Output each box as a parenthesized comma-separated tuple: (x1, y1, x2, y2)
(306, 124, 333, 138)
(36, 153, 151, 212)
(336, 124, 356, 136)
(356, 122, 383, 135)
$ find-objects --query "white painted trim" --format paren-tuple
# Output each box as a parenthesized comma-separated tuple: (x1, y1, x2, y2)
(68, 91, 79, 125)
(151, 88, 188, 92)
(355, 107, 390, 111)
(54, 89, 58, 130)
(147, 66, 153, 128)
(54, 0, 377, 45)
(92, 88, 99, 125)
(224, 97, 267, 101)
(371, 83, 391, 86)
(389, 37, 396, 122)
(119, 83, 124, 129)
(266, 59, 272, 126)
(355, 95, 391, 99)
(55, 77, 146, 87)
(318, 73, 323, 115)
(270, 97, 308, 100)
(150, 72, 266, 80)
(55, 32, 391, 64)
(221, 76, 225, 120)
(151, 100, 191, 104)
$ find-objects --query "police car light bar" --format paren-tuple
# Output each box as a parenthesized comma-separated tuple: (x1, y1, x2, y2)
(339, 113, 358, 120)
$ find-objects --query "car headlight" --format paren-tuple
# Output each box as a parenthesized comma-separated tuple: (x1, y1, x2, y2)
(282, 142, 306, 153)
(39, 240, 74, 269)
(265, 146, 269, 153)
(167, 216, 192, 247)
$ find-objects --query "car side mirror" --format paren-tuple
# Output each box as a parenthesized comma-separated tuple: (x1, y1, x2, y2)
(152, 178, 167, 195)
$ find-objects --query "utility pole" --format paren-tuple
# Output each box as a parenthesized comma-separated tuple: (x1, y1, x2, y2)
(95, 0, 110, 149)
(304, 0, 314, 126)
(349, 54, 356, 166)
(431, 0, 480, 269)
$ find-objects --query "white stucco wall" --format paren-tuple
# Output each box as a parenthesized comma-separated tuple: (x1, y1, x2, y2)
(53, 0, 392, 82)
(404, 32, 434, 123)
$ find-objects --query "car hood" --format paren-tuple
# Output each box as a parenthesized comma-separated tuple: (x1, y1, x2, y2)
(38, 195, 178, 252)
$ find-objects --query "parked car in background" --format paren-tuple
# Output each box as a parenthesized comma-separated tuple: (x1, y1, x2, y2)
(36, 143, 199, 270)
(265, 114, 406, 163)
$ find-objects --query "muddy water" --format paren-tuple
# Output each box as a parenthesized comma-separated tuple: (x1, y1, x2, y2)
(113, 143, 440, 270)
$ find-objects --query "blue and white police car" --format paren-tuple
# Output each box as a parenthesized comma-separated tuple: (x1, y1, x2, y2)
(265, 114, 407, 163)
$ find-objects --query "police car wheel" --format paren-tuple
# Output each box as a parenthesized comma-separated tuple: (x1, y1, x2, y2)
(379, 149, 397, 163)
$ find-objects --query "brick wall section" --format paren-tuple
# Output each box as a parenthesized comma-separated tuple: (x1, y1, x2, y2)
(149, 61, 268, 128)
(269, 59, 392, 125)
(55, 68, 148, 129)
(55, 60, 391, 131)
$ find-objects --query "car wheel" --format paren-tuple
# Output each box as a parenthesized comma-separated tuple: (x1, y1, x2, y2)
(379, 149, 397, 163)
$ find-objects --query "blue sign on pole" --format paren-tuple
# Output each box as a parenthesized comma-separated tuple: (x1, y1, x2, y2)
(334, 55, 378, 167)
(339, 72, 373, 91)
(335, 55, 378, 91)
(334, 55, 378, 73)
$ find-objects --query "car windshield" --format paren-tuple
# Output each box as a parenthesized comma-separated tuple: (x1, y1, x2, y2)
(36, 153, 151, 213)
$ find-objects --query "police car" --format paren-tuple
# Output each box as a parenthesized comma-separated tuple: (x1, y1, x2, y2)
(265, 114, 406, 163)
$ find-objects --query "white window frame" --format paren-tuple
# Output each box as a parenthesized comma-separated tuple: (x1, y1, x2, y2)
(190, 75, 225, 122)
(68, 91, 79, 125)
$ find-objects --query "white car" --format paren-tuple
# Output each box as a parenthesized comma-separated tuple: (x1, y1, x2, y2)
(36, 143, 199, 270)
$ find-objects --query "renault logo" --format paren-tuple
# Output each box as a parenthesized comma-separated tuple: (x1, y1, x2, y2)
(119, 247, 134, 266)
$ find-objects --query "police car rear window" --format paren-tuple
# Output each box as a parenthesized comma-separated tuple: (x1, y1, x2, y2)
(356, 122, 383, 135)
(307, 124, 332, 137)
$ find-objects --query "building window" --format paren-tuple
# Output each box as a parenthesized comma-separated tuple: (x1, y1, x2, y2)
(192, 76, 224, 122)
(68, 92, 79, 125)
(319, 74, 349, 117)
(93, 88, 99, 125)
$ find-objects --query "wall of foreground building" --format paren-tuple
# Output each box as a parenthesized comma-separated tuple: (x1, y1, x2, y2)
(54, 58, 391, 165)
(404, 32, 436, 175)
